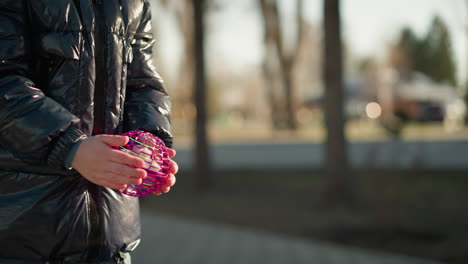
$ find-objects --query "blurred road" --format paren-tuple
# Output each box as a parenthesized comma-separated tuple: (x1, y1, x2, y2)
(173, 140, 468, 170)
(133, 212, 444, 264)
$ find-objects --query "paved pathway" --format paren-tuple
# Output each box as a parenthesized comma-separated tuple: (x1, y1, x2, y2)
(132, 212, 444, 264)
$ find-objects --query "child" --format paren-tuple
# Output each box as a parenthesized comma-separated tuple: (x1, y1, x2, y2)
(0, 0, 177, 263)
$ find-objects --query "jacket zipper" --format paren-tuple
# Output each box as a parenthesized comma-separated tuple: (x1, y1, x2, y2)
(93, 0, 106, 135)
(89, 0, 105, 260)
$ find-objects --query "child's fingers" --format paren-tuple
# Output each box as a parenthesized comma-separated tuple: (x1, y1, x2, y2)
(155, 186, 170, 194)
(106, 162, 146, 179)
(153, 178, 173, 195)
(165, 174, 176, 187)
(167, 148, 176, 158)
(98, 135, 129, 147)
(169, 160, 178, 174)
(109, 150, 145, 168)
(100, 180, 127, 190)
(103, 171, 143, 186)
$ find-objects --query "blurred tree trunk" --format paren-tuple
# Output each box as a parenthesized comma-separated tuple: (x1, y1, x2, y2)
(281, 0, 304, 130)
(174, 3, 195, 109)
(323, 0, 351, 203)
(258, 0, 304, 130)
(161, 0, 212, 189)
(259, 0, 282, 129)
(193, 0, 211, 190)
(465, 0, 468, 124)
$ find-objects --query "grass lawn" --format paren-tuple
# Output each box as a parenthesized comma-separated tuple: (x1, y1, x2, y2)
(140, 169, 468, 264)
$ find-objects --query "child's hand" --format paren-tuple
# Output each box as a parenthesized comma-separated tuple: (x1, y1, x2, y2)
(153, 148, 178, 196)
(72, 135, 147, 190)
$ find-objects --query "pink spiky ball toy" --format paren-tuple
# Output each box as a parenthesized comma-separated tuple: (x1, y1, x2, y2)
(115, 130, 170, 197)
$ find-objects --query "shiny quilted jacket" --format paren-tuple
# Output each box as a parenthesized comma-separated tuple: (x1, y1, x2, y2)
(0, 0, 172, 262)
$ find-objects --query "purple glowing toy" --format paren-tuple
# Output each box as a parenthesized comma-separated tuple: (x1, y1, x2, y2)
(115, 130, 170, 197)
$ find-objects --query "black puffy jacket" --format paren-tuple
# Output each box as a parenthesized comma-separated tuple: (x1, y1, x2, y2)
(0, 0, 172, 262)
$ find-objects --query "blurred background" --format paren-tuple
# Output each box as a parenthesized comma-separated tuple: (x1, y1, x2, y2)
(136, 0, 468, 263)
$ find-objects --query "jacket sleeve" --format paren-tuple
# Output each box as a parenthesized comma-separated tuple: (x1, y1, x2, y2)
(0, 1, 86, 168)
(123, 0, 173, 148)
